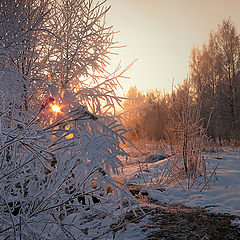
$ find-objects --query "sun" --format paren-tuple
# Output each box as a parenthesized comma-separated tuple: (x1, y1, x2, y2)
(51, 104, 61, 113)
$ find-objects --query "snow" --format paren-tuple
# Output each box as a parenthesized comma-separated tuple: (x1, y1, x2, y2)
(113, 152, 240, 217)
(98, 216, 151, 240)
(231, 218, 240, 228)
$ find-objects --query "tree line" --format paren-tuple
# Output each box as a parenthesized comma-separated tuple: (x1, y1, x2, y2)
(122, 19, 240, 142)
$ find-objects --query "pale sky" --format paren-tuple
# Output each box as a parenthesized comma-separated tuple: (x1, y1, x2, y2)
(107, 0, 240, 94)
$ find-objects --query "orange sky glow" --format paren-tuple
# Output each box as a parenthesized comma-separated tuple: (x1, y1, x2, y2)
(107, 0, 240, 95)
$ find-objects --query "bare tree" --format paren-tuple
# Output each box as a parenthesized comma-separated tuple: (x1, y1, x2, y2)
(190, 19, 240, 141)
(165, 80, 209, 189)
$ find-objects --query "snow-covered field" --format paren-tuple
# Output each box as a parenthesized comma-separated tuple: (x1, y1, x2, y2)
(113, 151, 240, 218)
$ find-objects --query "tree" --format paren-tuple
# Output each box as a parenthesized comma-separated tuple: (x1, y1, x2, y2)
(167, 81, 207, 181)
(121, 86, 146, 139)
(122, 86, 169, 141)
(32, 0, 131, 116)
(141, 89, 169, 140)
(190, 19, 240, 140)
(0, 1, 134, 238)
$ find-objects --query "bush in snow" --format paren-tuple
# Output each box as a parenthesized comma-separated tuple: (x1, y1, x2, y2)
(163, 81, 217, 190)
(0, 0, 135, 239)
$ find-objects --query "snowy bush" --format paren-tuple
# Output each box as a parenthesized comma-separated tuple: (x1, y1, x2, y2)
(0, 0, 135, 239)
(164, 81, 217, 190)
(0, 91, 134, 239)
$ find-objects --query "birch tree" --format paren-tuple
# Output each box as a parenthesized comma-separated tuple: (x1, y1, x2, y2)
(190, 19, 240, 140)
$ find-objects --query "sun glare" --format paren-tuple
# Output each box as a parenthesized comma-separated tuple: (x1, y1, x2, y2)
(51, 104, 61, 113)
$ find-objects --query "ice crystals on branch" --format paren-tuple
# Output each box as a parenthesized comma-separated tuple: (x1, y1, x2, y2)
(40, 97, 55, 110)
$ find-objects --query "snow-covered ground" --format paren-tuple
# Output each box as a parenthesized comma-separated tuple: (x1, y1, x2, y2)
(113, 152, 240, 218)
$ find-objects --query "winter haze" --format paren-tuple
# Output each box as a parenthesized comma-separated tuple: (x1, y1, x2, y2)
(108, 0, 240, 93)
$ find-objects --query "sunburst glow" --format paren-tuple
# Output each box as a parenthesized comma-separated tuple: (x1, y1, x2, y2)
(51, 104, 61, 113)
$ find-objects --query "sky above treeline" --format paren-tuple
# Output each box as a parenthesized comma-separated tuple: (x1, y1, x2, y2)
(107, 0, 240, 95)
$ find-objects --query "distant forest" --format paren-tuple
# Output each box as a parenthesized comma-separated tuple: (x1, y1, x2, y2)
(122, 19, 240, 143)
